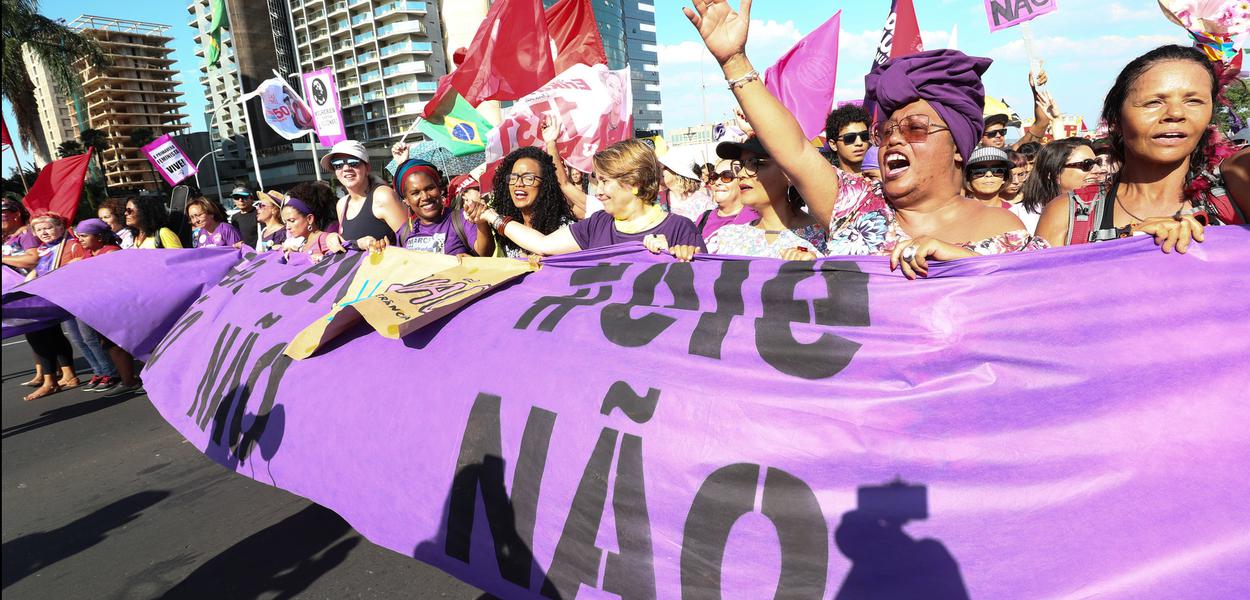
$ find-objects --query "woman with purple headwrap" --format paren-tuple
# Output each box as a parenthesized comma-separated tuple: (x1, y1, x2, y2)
(684, 0, 1046, 279)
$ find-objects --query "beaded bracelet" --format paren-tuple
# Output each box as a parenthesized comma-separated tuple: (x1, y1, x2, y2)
(726, 69, 760, 90)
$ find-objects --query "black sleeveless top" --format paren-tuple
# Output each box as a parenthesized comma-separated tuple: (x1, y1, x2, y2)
(341, 181, 396, 243)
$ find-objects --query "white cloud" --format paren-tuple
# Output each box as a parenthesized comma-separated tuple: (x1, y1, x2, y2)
(656, 40, 712, 66)
(986, 34, 1181, 62)
(1107, 2, 1157, 21)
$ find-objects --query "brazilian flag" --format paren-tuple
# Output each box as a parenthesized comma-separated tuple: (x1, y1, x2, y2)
(206, 0, 228, 66)
(417, 93, 494, 157)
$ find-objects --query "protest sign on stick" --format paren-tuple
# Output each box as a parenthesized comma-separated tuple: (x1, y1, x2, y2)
(141, 135, 197, 187)
(984, 0, 1058, 32)
(302, 68, 347, 147)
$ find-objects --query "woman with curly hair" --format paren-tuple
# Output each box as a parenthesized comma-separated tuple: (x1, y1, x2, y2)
(96, 197, 136, 249)
(126, 196, 183, 249)
(486, 146, 576, 258)
(470, 139, 703, 259)
(1037, 45, 1249, 251)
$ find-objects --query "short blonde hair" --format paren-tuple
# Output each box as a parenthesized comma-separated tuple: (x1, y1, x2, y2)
(593, 139, 661, 201)
(30, 213, 68, 228)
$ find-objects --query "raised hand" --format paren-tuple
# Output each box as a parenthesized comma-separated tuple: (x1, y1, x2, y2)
(390, 141, 410, 164)
(682, 0, 752, 65)
(540, 114, 560, 145)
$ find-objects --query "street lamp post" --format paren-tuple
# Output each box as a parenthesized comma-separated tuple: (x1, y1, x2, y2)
(193, 148, 223, 201)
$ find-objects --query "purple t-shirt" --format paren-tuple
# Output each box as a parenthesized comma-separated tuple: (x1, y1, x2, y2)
(194, 222, 242, 248)
(697, 206, 760, 240)
(3, 230, 39, 256)
(259, 226, 287, 252)
(396, 211, 479, 256)
(569, 210, 706, 251)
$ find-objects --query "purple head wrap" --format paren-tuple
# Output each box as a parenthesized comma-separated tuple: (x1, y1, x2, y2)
(74, 218, 112, 237)
(283, 196, 313, 216)
(864, 49, 992, 163)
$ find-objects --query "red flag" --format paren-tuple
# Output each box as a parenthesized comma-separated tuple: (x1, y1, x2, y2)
(546, 0, 607, 75)
(864, 0, 924, 121)
(422, 0, 556, 119)
(22, 149, 92, 219)
(1, 114, 12, 148)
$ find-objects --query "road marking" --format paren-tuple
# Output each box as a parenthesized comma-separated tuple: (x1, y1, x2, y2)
(2, 339, 29, 347)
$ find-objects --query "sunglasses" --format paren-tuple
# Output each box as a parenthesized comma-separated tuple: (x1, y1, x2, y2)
(125, 207, 136, 214)
(969, 166, 1009, 179)
(838, 131, 871, 145)
(331, 158, 364, 170)
(1064, 157, 1106, 172)
(871, 115, 951, 146)
(983, 128, 1008, 139)
(708, 170, 737, 184)
(730, 157, 771, 177)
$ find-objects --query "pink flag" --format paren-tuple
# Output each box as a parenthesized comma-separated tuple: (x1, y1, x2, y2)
(765, 11, 841, 142)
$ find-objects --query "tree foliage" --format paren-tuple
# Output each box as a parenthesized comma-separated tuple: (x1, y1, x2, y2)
(56, 139, 84, 158)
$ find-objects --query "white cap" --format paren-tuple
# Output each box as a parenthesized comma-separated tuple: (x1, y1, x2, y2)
(320, 140, 369, 172)
(657, 145, 705, 181)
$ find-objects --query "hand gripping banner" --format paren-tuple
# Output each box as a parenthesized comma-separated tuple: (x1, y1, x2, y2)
(5, 230, 1250, 599)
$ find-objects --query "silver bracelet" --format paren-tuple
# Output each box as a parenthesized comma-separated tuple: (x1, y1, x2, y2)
(489, 213, 504, 230)
(726, 69, 760, 90)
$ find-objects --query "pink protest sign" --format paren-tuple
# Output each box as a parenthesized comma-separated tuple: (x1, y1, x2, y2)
(140, 134, 197, 186)
(984, 0, 1057, 32)
(302, 67, 346, 147)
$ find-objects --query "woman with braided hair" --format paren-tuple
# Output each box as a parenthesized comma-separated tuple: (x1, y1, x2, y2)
(487, 146, 576, 258)
(1037, 44, 1249, 250)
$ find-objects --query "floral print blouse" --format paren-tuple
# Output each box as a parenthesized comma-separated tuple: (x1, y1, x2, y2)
(706, 222, 828, 258)
(824, 169, 1049, 256)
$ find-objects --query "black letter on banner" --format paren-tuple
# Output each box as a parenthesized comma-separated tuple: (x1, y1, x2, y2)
(516, 263, 628, 332)
(147, 309, 203, 370)
(601, 263, 697, 348)
(232, 346, 295, 462)
(446, 394, 556, 589)
(217, 256, 272, 295)
(541, 428, 619, 599)
(308, 252, 361, 304)
(989, 0, 1014, 26)
(680, 464, 828, 599)
(204, 331, 260, 431)
(689, 260, 750, 359)
(601, 434, 657, 600)
(755, 262, 869, 380)
(260, 251, 353, 299)
(600, 381, 660, 424)
(189, 324, 241, 423)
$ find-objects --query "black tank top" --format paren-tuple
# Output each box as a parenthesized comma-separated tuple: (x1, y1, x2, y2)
(342, 181, 396, 243)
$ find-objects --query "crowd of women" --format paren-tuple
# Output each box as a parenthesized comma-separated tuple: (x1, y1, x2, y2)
(3, 0, 1248, 401)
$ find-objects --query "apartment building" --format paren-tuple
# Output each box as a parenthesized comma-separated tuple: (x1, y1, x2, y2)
(23, 46, 82, 166)
(291, 0, 449, 146)
(67, 16, 190, 191)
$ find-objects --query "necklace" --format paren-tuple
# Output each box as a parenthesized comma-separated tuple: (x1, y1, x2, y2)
(1116, 194, 1184, 223)
(615, 204, 666, 234)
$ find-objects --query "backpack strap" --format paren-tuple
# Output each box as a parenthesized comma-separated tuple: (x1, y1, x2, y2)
(450, 208, 476, 257)
(154, 229, 165, 249)
(1065, 185, 1103, 245)
(1205, 186, 1246, 225)
(697, 209, 713, 235)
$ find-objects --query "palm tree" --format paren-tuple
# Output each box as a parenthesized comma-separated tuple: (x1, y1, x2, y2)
(1, 0, 107, 164)
(79, 127, 109, 183)
(128, 127, 162, 191)
(56, 139, 83, 158)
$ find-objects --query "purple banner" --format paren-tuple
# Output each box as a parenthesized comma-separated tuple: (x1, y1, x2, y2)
(8, 230, 1250, 599)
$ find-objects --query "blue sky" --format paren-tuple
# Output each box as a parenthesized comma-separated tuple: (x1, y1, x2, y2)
(1, 0, 1198, 172)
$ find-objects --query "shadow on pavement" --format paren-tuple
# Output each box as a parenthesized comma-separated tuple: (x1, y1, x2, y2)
(1, 490, 171, 589)
(1, 390, 143, 440)
(158, 503, 359, 600)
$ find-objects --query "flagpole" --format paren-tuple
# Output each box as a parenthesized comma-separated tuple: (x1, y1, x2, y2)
(7, 144, 29, 192)
(279, 7, 323, 182)
(397, 115, 424, 145)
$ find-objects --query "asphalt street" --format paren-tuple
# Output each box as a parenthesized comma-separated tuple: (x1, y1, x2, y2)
(1, 334, 487, 599)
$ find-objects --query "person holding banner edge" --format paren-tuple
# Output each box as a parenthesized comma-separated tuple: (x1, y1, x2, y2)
(467, 140, 704, 259)
(367, 158, 494, 258)
(322, 140, 405, 252)
(684, 0, 1045, 279)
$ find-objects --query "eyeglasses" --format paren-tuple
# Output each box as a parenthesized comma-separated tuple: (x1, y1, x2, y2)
(838, 131, 871, 145)
(1064, 157, 1106, 172)
(983, 128, 1008, 139)
(968, 166, 1009, 179)
(730, 157, 770, 177)
(507, 173, 542, 187)
(331, 158, 364, 170)
(871, 115, 951, 146)
(125, 207, 136, 214)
